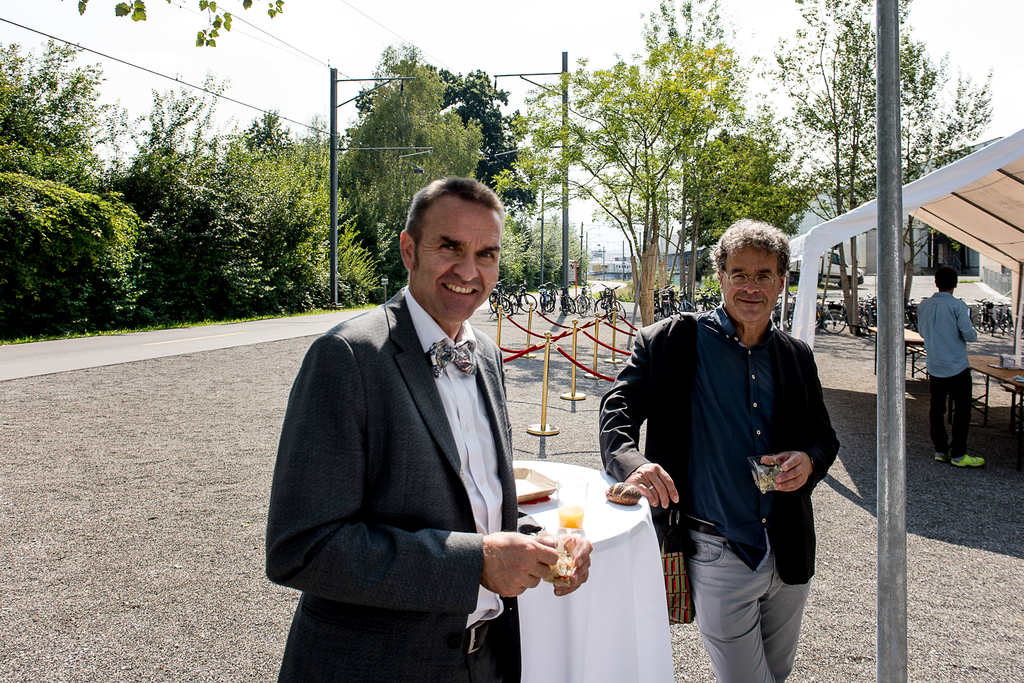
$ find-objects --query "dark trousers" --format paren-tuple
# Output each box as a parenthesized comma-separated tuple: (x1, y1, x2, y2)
(929, 368, 973, 457)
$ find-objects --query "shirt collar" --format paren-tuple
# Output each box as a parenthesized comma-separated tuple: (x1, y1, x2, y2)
(706, 304, 775, 348)
(403, 287, 477, 354)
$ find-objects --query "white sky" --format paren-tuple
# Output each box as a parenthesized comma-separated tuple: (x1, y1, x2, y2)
(1, 0, 1020, 256)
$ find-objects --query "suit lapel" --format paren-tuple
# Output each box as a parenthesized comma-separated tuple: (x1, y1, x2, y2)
(475, 344, 518, 530)
(388, 297, 464, 477)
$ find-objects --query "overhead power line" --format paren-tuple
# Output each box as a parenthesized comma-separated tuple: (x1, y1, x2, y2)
(334, 0, 453, 72)
(0, 16, 325, 134)
(165, 0, 332, 71)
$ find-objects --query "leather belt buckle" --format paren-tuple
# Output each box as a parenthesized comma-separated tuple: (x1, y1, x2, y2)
(463, 620, 488, 655)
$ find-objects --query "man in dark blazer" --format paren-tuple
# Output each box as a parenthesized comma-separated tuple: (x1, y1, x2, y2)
(266, 178, 591, 683)
(600, 219, 839, 683)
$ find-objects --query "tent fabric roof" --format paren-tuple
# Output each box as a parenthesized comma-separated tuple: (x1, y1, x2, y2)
(787, 128, 1024, 348)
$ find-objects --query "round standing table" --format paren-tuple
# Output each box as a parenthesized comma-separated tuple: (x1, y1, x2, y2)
(514, 460, 674, 683)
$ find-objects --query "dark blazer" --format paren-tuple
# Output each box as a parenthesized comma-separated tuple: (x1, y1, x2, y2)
(266, 294, 522, 683)
(599, 313, 840, 585)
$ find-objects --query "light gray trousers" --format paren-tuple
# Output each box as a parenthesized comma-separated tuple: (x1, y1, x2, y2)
(686, 530, 811, 683)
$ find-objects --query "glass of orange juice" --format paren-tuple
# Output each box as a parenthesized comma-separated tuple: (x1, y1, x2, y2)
(556, 478, 588, 529)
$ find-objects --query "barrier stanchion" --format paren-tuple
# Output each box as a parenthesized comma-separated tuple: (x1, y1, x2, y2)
(524, 304, 538, 359)
(603, 308, 623, 365)
(586, 311, 602, 379)
(560, 320, 586, 401)
(527, 333, 559, 435)
(496, 306, 504, 348)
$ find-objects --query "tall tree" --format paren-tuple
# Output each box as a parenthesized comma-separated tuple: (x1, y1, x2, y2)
(441, 69, 532, 213)
(0, 41, 105, 190)
(338, 45, 481, 289)
(776, 0, 992, 322)
(775, 0, 877, 323)
(523, 0, 744, 325)
(0, 42, 142, 338)
(899, 33, 992, 297)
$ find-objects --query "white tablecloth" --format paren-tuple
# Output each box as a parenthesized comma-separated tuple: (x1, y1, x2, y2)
(515, 461, 674, 683)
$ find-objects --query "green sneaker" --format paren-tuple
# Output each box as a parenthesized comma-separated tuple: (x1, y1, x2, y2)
(934, 451, 951, 463)
(951, 454, 985, 468)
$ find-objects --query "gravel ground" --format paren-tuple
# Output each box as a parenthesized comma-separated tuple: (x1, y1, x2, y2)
(2, 305, 1022, 682)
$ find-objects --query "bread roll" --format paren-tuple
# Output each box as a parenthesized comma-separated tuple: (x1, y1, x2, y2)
(605, 482, 642, 505)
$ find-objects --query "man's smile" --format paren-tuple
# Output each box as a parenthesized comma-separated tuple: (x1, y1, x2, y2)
(443, 283, 475, 295)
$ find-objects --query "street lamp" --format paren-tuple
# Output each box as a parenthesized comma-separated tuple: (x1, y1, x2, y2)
(381, 275, 389, 302)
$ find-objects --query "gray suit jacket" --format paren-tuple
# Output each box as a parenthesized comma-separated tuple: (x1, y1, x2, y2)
(266, 294, 522, 682)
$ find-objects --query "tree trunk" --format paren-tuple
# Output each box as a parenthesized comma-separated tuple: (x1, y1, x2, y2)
(903, 217, 916, 302)
(639, 239, 659, 326)
(687, 197, 701, 301)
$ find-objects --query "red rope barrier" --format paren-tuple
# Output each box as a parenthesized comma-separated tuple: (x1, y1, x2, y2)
(500, 328, 574, 362)
(603, 321, 635, 337)
(503, 314, 555, 340)
(615, 313, 638, 331)
(556, 346, 617, 382)
(533, 310, 573, 329)
(501, 342, 544, 362)
(579, 327, 632, 356)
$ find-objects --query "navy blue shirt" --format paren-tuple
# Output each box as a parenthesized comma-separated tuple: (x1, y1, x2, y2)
(686, 306, 775, 570)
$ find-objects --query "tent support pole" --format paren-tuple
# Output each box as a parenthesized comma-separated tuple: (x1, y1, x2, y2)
(1016, 263, 1023, 366)
(876, 0, 908, 681)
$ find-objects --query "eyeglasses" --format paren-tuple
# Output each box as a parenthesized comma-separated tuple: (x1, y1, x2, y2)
(722, 273, 778, 290)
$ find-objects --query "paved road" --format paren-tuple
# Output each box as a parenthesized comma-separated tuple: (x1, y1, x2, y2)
(1, 274, 1007, 382)
(0, 310, 368, 381)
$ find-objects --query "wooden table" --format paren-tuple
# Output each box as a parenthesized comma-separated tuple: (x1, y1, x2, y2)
(868, 327, 928, 378)
(968, 355, 1024, 471)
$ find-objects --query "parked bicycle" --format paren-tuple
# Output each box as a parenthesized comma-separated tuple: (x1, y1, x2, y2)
(488, 280, 509, 316)
(653, 286, 680, 321)
(559, 284, 576, 315)
(597, 285, 626, 318)
(857, 296, 877, 329)
(506, 282, 537, 316)
(904, 299, 919, 331)
(818, 300, 847, 334)
(538, 282, 558, 314)
(575, 282, 593, 317)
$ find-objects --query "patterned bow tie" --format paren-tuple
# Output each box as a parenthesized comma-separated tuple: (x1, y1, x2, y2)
(428, 340, 476, 378)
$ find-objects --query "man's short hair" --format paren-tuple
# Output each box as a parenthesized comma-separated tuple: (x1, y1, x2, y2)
(712, 219, 790, 277)
(934, 265, 959, 291)
(404, 177, 505, 241)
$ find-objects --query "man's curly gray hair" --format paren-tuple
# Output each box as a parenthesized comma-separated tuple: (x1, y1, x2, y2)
(712, 219, 790, 277)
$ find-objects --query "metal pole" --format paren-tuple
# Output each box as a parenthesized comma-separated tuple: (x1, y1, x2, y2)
(1015, 263, 1023, 366)
(540, 189, 545, 287)
(561, 51, 569, 290)
(329, 67, 339, 307)
(876, 1, 907, 681)
(579, 221, 584, 295)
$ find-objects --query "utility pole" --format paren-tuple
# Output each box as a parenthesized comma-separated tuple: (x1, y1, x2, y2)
(561, 51, 570, 290)
(330, 68, 338, 307)
(876, 0, 907, 680)
(494, 55, 569, 289)
(540, 188, 545, 286)
(328, 70, 419, 307)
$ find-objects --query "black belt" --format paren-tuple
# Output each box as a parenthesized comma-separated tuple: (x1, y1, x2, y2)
(462, 620, 490, 655)
(685, 516, 723, 537)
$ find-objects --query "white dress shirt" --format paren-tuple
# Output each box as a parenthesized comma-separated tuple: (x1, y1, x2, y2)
(404, 288, 505, 626)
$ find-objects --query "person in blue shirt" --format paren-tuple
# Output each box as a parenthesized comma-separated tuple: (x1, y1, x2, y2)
(916, 266, 982, 467)
(600, 220, 839, 683)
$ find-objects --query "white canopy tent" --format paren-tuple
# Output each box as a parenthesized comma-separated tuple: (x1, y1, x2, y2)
(788, 128, 1024, 353)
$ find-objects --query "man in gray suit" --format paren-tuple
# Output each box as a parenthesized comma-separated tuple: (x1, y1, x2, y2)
(266, 177, 591, 683)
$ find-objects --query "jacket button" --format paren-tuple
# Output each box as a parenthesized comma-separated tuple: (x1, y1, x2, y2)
(447, 634, 462, 649)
